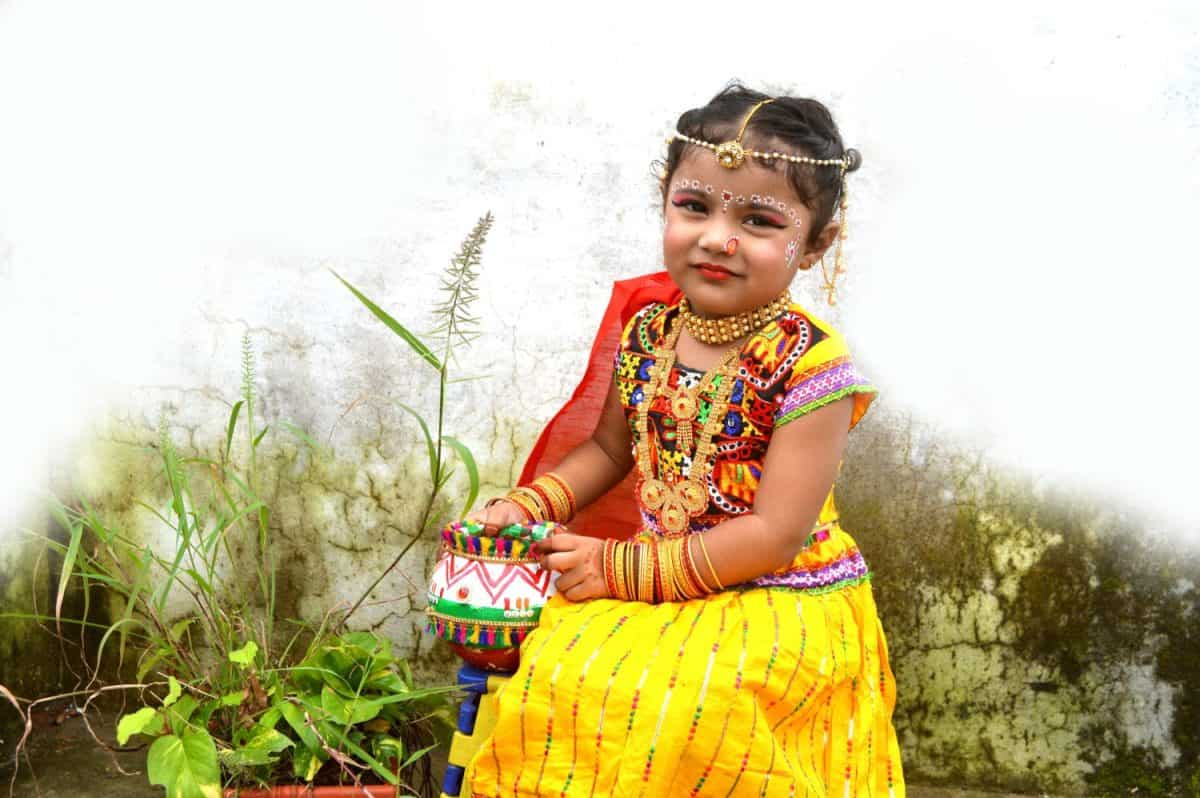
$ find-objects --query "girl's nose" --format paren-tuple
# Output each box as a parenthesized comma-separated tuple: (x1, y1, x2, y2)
(699, 219, 737, 255)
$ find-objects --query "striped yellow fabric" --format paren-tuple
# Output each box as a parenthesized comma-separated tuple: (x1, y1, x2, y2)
(465, 527, 904, 797)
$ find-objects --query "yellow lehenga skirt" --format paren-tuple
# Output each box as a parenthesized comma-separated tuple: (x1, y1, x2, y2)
(465, 527, 905, 797)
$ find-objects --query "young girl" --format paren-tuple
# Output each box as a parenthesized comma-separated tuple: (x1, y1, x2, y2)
(464, 84, 904, 796)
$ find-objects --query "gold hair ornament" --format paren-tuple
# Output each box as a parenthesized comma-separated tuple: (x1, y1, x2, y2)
(666, 96, 851, 172)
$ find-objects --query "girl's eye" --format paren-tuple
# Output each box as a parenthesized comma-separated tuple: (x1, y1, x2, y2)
(744, 214, 786, 229)
(671, 197, 707, 214)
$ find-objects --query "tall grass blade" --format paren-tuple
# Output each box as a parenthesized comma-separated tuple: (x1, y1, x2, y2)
(397, 403, 438, 484)
(278, 420, 326, 457)
(441, 436, 480, 518)
(331, 269, 441, 371)
(224, 400, 244, 459)
(54, 518, 83, 639)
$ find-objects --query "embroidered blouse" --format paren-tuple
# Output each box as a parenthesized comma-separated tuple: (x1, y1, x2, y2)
(614, 300, 877, 587)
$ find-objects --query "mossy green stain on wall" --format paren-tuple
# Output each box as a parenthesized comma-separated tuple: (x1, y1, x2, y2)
(839, 414, 1200, 794)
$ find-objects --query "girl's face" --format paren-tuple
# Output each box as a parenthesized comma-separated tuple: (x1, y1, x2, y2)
(662, 148, 834, 318)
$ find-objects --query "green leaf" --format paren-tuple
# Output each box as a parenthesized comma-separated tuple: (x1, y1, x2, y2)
(331, 269, 441, 370)
(169, 617, 195, 643)
(278, 419, 327, 457)
(182, 568, 213, 596)
(320, 723, 399, 786)
(396, 402, 438, 484)
(320, 685, 381, 726)
(146, 730, 221, 798)
(229, 640, 258, 666)
(292, 745, 322, 782)
(165, 695, 198, 731)
(365, 670, 408, 694)
(54, 516, 83, 634)
(252, 425, 270, 449)
(116, 707, 164, 745)
(442, 435, 480, 518)
(278, 700, 321, 755)
(223, 726, 293, 767)
(224, 400, 244, 459)
(136, 648, 167, 682)
(219, 691, 244, 708)
(401, 741, 439, 770)
(164, 676, 182, 707)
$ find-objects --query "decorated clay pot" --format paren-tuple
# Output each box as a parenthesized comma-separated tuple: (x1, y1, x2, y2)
(426, 520, 560, 672)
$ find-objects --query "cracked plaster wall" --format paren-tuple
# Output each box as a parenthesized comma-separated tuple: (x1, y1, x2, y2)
(839, 419, 1200, 794)
(2, 78, 1198, 794)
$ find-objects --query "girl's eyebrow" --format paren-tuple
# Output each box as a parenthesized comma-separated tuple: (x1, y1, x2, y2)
(744, 201, 787, 218)
(745, 199, 784, 212)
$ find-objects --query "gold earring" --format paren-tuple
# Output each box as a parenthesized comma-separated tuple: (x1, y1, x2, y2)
(819, 254, 839, 306)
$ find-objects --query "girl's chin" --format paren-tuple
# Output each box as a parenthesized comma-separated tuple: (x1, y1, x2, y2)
(681, 286, 747, 317)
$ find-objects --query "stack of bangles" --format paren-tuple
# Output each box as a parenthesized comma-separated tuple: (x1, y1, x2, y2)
(603, 534, 725, 602)
(492, 472, 577, 523)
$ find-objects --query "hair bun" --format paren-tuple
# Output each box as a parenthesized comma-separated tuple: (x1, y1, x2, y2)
(844, 148, 863, 173)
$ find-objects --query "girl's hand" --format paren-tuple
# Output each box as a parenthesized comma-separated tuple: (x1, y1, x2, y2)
(466, 500, 528, 535)
(532, 531, 607, 602)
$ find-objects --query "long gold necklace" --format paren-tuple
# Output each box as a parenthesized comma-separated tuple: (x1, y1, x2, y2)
(635, 315, 743, 535)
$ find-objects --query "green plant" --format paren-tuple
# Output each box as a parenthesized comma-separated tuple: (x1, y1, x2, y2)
(115, 631, 452, 795)
(1, 213, 495, 796)
(332, 210, 492, 627)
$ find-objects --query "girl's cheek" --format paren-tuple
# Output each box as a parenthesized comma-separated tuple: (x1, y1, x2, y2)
(662, 220, 690, 251)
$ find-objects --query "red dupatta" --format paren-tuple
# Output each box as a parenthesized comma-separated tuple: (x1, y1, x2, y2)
(517, 271, 680, 540)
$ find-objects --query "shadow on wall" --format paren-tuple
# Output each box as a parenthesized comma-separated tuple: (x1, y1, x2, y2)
(839, 411, 1200, 796)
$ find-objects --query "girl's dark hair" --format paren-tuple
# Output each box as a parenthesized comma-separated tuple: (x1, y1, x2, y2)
(658, 83, 861, 246)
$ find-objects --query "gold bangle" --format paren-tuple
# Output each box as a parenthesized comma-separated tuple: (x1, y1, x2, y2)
(639, 542, 653, 604)
(676, 535, 696, 597)
(505, 489, 540, 521)
(667, 538, 688, 601)
(658, 538, 675, 603)
(548, 472, 577, 517)
(681, 537, 710, 598)
(509, 487, 547, 519)
(616, 541, 633, 601)
(540, 472, 577, 521)
(667, 538, 687, 602)
(695, 533, 725, 591)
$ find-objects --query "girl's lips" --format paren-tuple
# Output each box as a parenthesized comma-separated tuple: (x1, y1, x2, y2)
(693, 262, 737, 279)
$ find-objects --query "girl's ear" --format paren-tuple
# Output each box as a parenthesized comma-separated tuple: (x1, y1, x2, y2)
(799, 221, 840, 268)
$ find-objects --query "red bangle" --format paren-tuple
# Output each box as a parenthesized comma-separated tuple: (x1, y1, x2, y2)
(603, 539, 618, 598)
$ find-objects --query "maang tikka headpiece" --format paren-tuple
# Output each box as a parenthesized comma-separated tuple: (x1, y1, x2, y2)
(665, 98, 858, 306)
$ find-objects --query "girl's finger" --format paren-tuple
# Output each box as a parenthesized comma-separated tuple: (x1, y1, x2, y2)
(541, 551, 577, 573)
(554, 568, 584, 594)
(563, 582, 598, 603)
(533, 532, 579, 555)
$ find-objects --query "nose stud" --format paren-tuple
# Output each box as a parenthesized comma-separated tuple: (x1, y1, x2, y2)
(723, 236, 739, 256)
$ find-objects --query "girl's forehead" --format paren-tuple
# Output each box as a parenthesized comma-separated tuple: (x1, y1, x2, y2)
(673, 149, 799, 202)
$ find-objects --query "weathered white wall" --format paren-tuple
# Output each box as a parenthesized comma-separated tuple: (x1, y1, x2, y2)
(1, 1, 1199, 791)
(1, 1, 1198, 530)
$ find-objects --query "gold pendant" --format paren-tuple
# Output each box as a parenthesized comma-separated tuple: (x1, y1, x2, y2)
(670, 387, 699, 420)
(639, 477, 708, 534)
(670, 386, 698, 454)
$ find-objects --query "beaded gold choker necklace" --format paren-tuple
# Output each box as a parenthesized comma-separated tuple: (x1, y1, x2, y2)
(636, 316, 742, 535)
(679, 291, 791, 345)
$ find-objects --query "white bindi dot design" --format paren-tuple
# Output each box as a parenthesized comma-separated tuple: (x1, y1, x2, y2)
(673, 176, 805, 226)
(785, 239, 799, 268)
